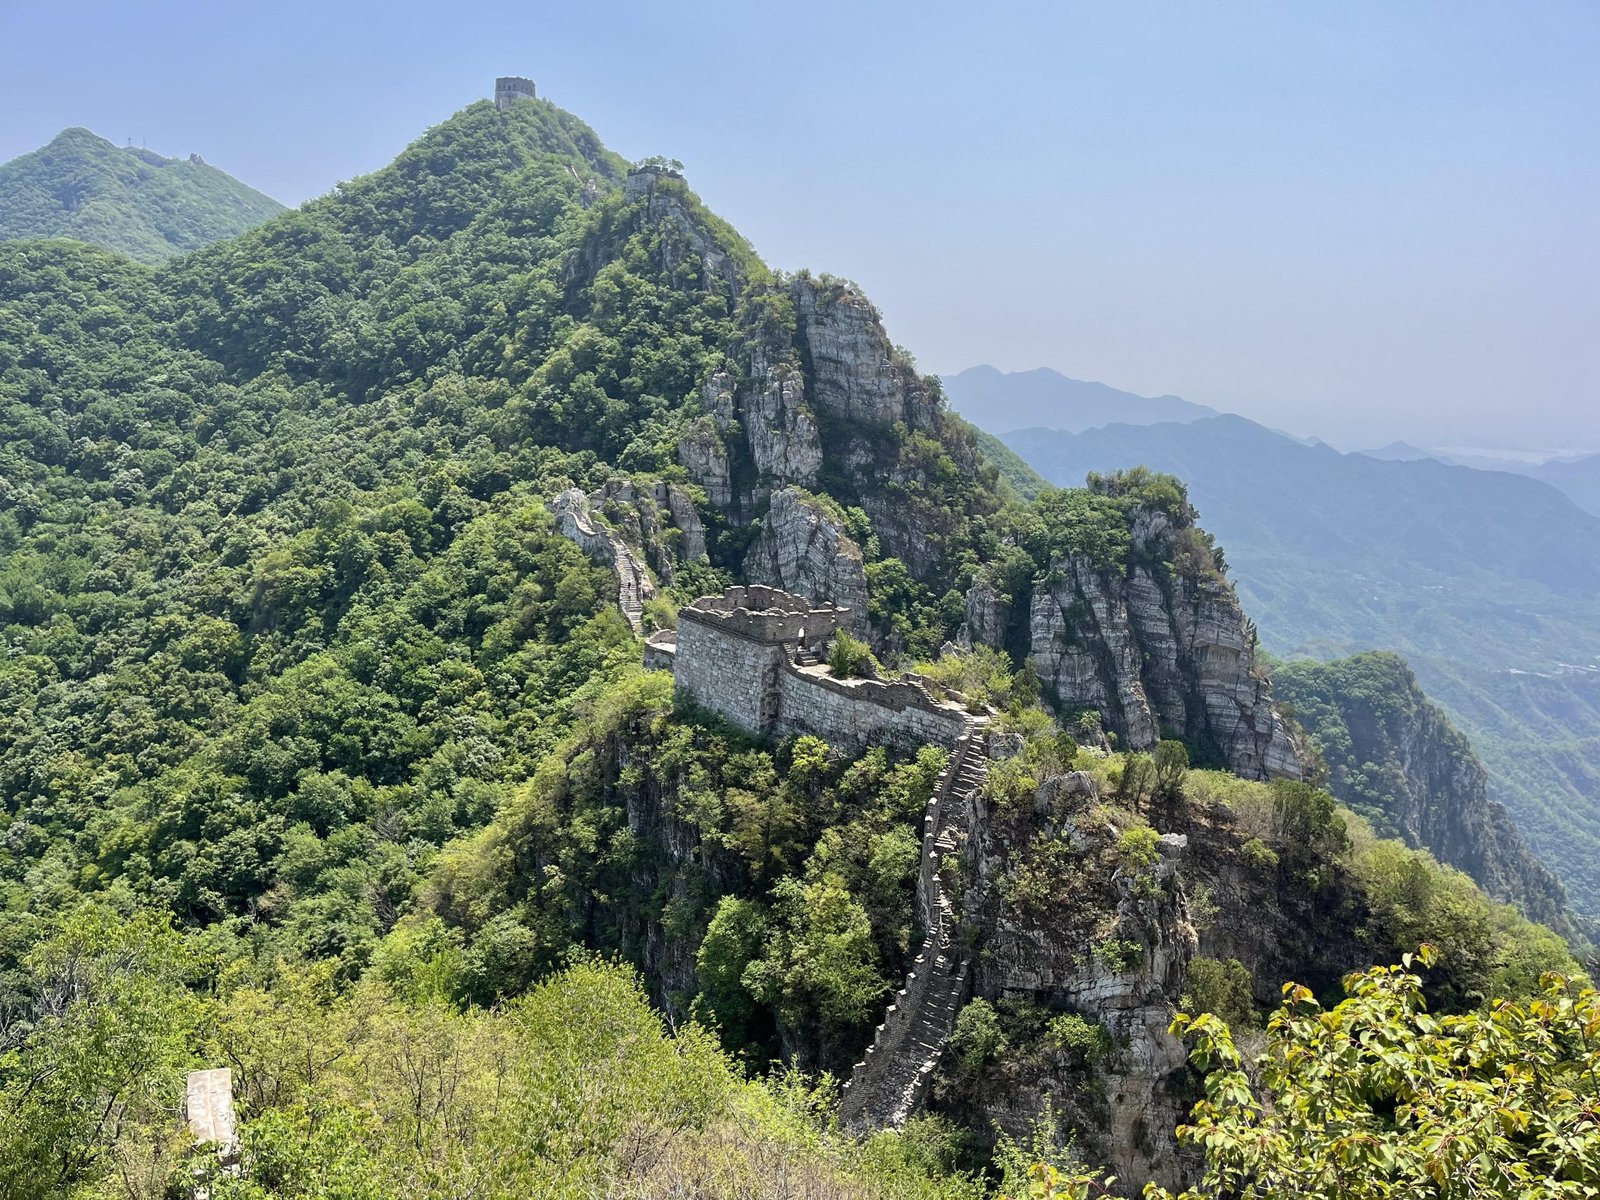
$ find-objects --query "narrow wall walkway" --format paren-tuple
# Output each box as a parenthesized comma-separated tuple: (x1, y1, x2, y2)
(839, 728, 987, 1129)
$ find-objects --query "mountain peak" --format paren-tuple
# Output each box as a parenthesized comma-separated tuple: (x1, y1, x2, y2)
(0, 124, 286, 263)
(941, 364, 1217, 434)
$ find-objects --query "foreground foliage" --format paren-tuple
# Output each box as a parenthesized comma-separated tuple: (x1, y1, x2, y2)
(0, 907, 980, 1200)
(1148, 947, 1600, 1199)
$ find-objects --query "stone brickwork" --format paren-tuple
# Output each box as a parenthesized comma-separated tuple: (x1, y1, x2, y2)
(673, 609, 788, 734)
(654, 586, 973, 755)
(495, 76, 536, 110)
(775, 666, 971, 754)
(840, 730, 985, 1128)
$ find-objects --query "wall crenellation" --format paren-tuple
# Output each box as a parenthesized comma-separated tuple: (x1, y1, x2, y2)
(495, 76, 536, 110)
(678, 584, 848, 646)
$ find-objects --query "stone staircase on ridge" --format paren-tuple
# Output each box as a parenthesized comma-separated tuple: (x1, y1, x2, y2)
(839, 727, 986, 1129)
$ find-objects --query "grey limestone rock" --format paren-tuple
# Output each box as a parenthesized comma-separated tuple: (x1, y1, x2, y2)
(791, 277, 938, 432)
(677, 417, 732, 508)
(743, 488, 868, 632)
(1032, 770, 1099, 817)
(967, 786, 1199, 1191)
(744, 350, 823, 486)
(656, 481, 707, 563)
(624, 168, 741, 296)
(1027, 520, 1303, 782)
(987, 731, 1026, 761)
(961, 574, 1011, 649)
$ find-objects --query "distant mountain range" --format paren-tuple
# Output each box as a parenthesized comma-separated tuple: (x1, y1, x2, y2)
(1358, 441, 1436, 462)
(997, 410, 1600, 918)
(940, 365, 1216, 433)
(0, 127, 285, 263)
(1529, 454, 1600, 519)
(1354, 443, 1600, 517)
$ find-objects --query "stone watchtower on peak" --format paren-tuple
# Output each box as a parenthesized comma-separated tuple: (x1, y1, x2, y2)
(495, 76, 536, 110)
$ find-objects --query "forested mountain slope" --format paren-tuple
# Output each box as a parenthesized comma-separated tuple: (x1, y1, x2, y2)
(0, 92, 1015, 995)
(1274, 652, 1572, 933)
(1003, 415, 1600, 917)
(0, 96, 1586, 1197)
(0, 127, 285, 262)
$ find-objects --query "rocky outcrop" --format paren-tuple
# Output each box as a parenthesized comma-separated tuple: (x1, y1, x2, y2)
(743, 352, 824, 485)
(791, 277, 939, 432)
(675, 274, 995, 590)
(622, 167, 742, 296)
(960, 574, 1011, 650)
(955, 769, 1198, 1192)
(1274, 652, 1572, 930)
(678, 414, 732, 509)
(657, 481, 708, 563)
(742, 488, 868, 632)
(1028, 509, 1302, 782)
(677, 351, 822, 516)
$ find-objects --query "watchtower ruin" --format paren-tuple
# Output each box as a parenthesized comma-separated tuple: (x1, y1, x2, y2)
(646, 585, 973, 753)
(495, 76, 536, 110)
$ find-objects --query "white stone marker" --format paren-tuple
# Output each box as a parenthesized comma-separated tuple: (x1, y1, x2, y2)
(185, 1068, 237, 1155)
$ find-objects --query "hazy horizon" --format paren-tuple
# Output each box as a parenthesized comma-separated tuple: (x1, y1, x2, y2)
(4, 1, 1594, 451)
(941, 364, 1600, 458)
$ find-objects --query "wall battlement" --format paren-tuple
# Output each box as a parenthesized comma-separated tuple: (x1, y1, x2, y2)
(654, 586, 973, 753)
(677, 584, 847, 645)
(495, 76, 536, 110)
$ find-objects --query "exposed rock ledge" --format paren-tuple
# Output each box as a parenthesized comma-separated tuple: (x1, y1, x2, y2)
(742, 487, 868, 633)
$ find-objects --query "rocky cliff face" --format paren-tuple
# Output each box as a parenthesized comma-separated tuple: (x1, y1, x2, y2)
(790, 279, 939, 434)
(949, 765, 1198, 1191)
(618, 166, 744, 297)
(1274, 652, 1572, 930)
(1020, 508, 1303, 782)
(676, 273, 996, 589)
(742, 488, 869, 632)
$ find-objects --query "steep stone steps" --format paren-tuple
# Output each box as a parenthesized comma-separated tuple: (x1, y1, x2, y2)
(550, 487, 656, 631)
(839, 726, 987, 1130)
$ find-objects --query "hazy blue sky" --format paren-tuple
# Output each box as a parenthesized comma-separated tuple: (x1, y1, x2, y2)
(3, 1, 1595, 450)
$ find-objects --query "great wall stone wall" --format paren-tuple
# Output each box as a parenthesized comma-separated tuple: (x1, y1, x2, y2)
(549, 478, 707, 632)
(840, 729, 986, 1129)
(644, 584, 985, 1129)
(648, 585, 973, 755)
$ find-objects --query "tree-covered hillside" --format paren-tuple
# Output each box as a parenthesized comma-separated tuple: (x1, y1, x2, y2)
(0, 127, 285, 263)
(0, 93, 1011, 1003)
(0, 97, 1588, 1197)
(1274, 652, 1574, 935)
